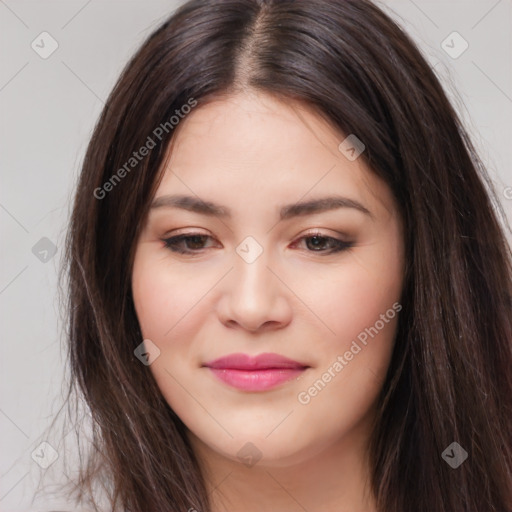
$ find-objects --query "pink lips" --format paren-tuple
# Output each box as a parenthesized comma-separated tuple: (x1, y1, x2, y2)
(203, 353, 309, 392)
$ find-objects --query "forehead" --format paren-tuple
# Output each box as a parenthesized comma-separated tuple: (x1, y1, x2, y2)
(167, 91, 343, 170)
(156, 91, 395, 218)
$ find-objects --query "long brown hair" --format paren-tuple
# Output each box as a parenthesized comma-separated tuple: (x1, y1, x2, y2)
(56, 0, 512, 510)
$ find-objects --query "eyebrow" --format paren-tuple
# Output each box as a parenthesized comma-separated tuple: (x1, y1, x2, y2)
(150, 194, 373, 220)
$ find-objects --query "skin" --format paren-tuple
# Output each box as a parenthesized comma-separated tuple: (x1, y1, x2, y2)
(131, 90, 405, 512)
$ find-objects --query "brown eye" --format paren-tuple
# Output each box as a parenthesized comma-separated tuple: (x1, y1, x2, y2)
(163, 234, 214, 254)
(294, 233, 354, 254)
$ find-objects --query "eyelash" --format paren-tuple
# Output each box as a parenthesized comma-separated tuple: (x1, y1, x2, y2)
(162, 231, 354, 256)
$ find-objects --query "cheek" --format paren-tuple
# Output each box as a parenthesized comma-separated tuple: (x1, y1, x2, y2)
(131, 249, 209, 340)
(293, 245, 402, 431)
(131, 252, 207, 402)
(292, 244, 402, 400)
(294, 241, 403, 350)
(132, 263, 171, 340)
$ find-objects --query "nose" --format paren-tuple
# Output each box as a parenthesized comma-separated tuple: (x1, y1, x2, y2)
(216, 249, 293, 332)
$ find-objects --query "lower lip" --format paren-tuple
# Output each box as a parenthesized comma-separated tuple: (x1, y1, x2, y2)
(207, 368, 306, 391)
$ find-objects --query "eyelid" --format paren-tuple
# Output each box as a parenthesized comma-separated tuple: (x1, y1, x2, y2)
(296, 228, 350, 240)
(163, 227, 211, 237)
(162, 228, 349, 243)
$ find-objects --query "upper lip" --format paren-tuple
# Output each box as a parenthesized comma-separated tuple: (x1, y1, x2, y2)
(203, 353, 309, 370)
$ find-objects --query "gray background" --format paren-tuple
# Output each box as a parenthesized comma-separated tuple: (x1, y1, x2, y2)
(1, 1, 511, 510)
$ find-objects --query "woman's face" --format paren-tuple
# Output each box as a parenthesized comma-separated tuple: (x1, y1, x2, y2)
(131, 90, 405, 468)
